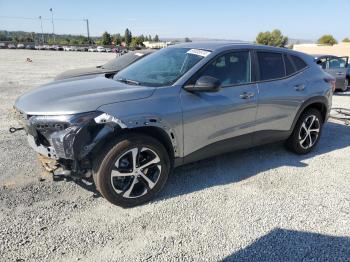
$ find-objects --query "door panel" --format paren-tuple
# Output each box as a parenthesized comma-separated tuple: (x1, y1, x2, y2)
(254, 51, 307, 142)
(180, 50, 258, 156)
(180, 84, 258, 156)
(255, 76, 308, 134)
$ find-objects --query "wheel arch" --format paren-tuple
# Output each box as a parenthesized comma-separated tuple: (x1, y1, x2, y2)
(291, 96, 329, 130)
(91, 125, 176, 161)
(120, 126, 176, 163)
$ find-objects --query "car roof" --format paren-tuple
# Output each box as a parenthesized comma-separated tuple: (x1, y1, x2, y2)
(170, 41, 252, 51)
(129, 49, 155, 55)
(171, 41, 305, 54)
(312, 54, 341, 59)
(170, 41, 312, 62)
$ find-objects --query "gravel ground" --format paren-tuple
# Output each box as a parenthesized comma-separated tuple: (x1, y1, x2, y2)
(0, 49, 350, 262)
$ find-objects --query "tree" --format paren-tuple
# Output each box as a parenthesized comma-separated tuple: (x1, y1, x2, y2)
(255, 29, 288, 47)
(184, 37, 192, 42)
(153, 34, 159, 42)
(139, 34, 145, 42)
(112, 33, 122, 45)
(124, 28, 132, 47)
(101, 31, 112, 45)
(317, 35, 337, 45)
(12, 35, 19, 44)
(342, 37, 350, 43)
(130, 37, 145, 49)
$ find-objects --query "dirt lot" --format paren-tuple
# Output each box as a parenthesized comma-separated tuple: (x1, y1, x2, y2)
(0, 49, 350, 262)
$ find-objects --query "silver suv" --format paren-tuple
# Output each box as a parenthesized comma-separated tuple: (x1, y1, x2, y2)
(14, 42, 334, 207)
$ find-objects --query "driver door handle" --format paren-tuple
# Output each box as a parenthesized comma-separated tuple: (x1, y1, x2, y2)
(240, 92, 255, 99)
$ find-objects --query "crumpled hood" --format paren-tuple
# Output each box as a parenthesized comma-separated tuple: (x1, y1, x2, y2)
(15, 75, 155, 115)
(54, 67, 116, 81)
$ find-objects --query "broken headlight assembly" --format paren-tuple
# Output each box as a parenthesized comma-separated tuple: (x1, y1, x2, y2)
(28, 111, 125, 160)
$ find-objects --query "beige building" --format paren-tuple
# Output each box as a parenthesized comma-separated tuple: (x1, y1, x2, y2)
(293, 42, 350, 57)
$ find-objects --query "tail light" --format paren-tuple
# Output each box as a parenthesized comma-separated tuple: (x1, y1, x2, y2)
(324, 78, 336, 92)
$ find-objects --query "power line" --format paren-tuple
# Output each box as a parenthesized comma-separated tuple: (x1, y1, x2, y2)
(0, 15, 91, 42)
(0, 15, 85, 22)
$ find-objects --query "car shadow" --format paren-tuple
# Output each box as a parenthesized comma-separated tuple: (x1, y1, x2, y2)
(334, 89, 350, 96)
(157, 121, 350, 202)
(221, 228, 350, 261)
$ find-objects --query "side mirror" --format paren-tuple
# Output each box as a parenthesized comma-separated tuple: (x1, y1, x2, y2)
(184, 75, 221, 92)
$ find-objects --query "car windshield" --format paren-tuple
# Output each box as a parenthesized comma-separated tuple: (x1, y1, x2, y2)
(114, 48, 208, 87)
(102, 52, 143, 70)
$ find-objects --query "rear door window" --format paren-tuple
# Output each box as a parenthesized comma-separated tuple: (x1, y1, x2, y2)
(257, 52, 285, 81)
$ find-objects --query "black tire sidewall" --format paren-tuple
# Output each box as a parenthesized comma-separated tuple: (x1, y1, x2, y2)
(287, 108, 323, 154)
(94, 134, 170, 208)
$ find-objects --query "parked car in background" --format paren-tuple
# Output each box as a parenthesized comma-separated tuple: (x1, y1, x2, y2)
(36, 45, 46, 50)
(64, 46, 73, 51)
(314, 54, 349, 91)
(0, 43, 6, 49)
(14, 42, 333, 207)
(25, 44, 35, 50)
(55, 49, 155, 80)
(105, 48, 112, 53)
(88, 46, 97, 52)
(77, 46, 88, 52)
(54, 46, 64, 51)
(17, 43, 25, 49)
(97, 46, 106, 52)
(8, 44, 16, 49)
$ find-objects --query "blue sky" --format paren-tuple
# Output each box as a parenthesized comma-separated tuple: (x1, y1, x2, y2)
(0, 0, 349, 41)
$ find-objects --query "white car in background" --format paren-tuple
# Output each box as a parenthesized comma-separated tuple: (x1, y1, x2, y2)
(105, 48, 112, 53)
(64, 46, 73, 51)
(96, 46, 106, 52)
(88, 47, 97, 52)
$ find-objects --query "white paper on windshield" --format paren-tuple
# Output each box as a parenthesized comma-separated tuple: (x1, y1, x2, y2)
(186, 49, 211, 57)
(134, 53, 144, 57)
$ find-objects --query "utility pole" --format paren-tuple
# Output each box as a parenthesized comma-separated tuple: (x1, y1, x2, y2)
(85, 19, 90, 43)
(38, 16, 44, 43)
(49, 8, 55, 43)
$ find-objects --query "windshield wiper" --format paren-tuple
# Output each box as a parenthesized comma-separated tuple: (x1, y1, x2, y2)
(116, 78, 140, 85)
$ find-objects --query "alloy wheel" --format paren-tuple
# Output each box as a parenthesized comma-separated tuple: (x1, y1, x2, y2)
(298, 115, 320, 149)
(110, 147, 161, 198)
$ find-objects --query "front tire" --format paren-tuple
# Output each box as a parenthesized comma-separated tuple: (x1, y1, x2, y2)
(286, 108, 323, 154)
(93, 134, 170, 207)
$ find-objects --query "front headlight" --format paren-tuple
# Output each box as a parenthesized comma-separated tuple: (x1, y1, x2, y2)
(29, 111, 103, 159)
(28, 111, 127, 160)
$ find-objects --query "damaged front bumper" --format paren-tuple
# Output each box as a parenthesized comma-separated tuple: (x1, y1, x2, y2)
(13, 109, 126, 177)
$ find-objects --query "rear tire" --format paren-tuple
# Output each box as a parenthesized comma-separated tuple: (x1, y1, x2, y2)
(93, 134, 170, 208)
(286, 108, 323, 154)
